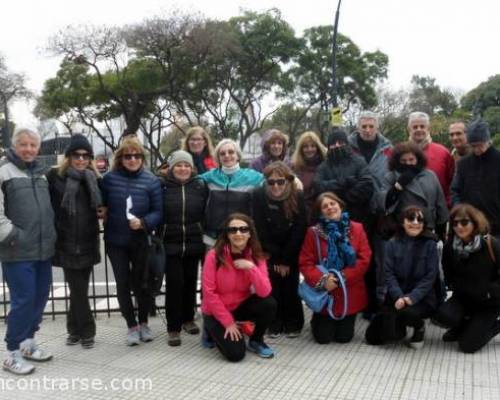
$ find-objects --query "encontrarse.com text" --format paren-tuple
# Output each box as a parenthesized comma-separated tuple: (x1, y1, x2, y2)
(0, 376, 153, 392)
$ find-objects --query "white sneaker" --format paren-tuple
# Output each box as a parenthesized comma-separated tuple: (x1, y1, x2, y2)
(139, 324, 153, 342)
(3, 351, 35, 375)
(127, 326, 141, 346)
(20, 339, 53, 362)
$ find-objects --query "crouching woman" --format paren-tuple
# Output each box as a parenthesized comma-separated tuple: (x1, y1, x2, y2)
(201, 213, 277, 361)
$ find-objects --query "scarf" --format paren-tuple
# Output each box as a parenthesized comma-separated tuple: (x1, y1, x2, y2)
(192, 149, 208, 174)
(61, 167, 102, 216)
(221, 164, 240, 175)
(327, 146, 352, 164)
(452, 234, 482, 259)
(318, 212, 356, 271)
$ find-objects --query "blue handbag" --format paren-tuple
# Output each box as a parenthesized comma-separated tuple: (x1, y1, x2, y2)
(298, 228, 348, 320)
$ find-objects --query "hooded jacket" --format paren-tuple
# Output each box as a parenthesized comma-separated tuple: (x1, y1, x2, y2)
(250, 130, 291, 172)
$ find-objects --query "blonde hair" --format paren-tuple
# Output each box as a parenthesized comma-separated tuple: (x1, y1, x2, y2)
(291, 131, 327, 170)
(56, 157, 100, 177)
(181, 126, 215, 158)
(112, 137, 145, 171)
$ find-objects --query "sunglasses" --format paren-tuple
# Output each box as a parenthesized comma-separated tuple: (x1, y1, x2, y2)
(453, 218, 471, 228)
(219, 149, 235, 157)
(71, 152, 92, 161)
(267, 178, 287, 186)
(405, 215, 424, 224)
(226, 226, 251, 234)
(123, 153, 144, 160)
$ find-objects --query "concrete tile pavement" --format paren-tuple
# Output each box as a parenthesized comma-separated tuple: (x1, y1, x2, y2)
(0, 312, 499, 400)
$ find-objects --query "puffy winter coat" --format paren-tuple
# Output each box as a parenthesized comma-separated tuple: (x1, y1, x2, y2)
(299, 221, 372, 317)
(101, 168, 162, 246)
(161, 173, 208, 256)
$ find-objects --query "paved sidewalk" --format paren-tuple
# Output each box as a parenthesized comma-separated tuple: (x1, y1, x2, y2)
(0, 312, 499, 400)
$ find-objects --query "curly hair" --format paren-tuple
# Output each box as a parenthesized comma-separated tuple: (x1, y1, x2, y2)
(388, 142, 427, 171)
(450, 203, 490, 237)
(213, 213, 266, 268)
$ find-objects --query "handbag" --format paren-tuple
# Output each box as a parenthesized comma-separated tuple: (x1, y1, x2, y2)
(298, 228, 348, 320)
(148, 234, 166, 296)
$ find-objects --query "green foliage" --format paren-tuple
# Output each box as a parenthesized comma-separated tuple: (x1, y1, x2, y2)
(408, 75, 458, 116)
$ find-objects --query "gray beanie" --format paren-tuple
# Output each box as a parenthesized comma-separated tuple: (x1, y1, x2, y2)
(466, 119, 490, 143)
(168, 150, 194, 168)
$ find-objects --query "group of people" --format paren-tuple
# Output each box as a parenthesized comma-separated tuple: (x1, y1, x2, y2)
(0, 110, 499, 373)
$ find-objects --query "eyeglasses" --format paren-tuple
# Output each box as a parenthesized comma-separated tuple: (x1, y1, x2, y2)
(123, 153, 144, 160)
(226, 226, 250, 234)
(453, 219, 471, 228)
(219, 149, 235, 157)
(405, 215, 424, 224)
(267, 178, 287, 186)
(71, 152, 92, 161)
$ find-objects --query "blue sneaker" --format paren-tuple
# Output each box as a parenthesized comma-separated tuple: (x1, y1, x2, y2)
(201, 328, 215, 349)
(247, 340, 274, 358)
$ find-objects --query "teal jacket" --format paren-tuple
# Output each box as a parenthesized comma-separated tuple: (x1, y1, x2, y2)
(200, 167, 263, 238)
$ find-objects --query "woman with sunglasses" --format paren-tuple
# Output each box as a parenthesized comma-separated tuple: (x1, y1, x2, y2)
(200, 139, 263, 245)
(433, 204, 500, 353)
(181, 126, 216, 174)
(201, 213, 277, 361)
(365, 206, 441, 349)
(291, 131, 327, 224)
(252, 161, 307, 338)
(101, 137, 162, 346)
(299, 192, 371, 344)
(47, 134, 104, 349)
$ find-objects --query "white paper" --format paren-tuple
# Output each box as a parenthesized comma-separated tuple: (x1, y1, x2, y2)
(126, 196, 137, 220)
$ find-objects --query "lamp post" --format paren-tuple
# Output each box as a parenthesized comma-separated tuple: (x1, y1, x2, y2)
(330, 0, 343, 127)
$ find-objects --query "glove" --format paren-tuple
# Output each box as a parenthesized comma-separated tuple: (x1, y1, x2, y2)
(396, 170, 417, 188)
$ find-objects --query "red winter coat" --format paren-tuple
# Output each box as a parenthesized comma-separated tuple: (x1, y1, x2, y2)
(299, 221, 372, 317)
(423, 142, 454, 207)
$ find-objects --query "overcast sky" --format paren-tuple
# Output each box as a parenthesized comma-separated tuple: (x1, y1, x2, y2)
(1, 0, 499, 127)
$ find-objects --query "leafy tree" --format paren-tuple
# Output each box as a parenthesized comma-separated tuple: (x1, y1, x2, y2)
(408, 75, 458, 116)
(0, 54, 32, 147)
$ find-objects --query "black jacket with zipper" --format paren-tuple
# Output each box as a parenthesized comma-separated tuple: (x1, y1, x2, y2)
(161, 173, 208, 257)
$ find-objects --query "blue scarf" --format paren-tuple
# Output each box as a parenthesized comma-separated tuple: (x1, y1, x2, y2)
(319, 212, 356, 271)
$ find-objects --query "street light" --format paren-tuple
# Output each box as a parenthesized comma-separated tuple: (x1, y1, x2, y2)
(330, 0, 343, 127)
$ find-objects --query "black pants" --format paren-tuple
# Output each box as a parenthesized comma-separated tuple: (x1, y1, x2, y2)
(107, 241, 152, 328)
(310, 312, 357, 344)
(268, 267, 304, 333)
(434, 296, 500, 353)
(64, 267, 96, 339)
(165, 255, 200, 332)
(203, 295, 277, 362)
(365, 302, 433, 345)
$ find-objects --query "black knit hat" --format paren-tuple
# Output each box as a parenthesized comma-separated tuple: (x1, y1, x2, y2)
(327, 128, 348, 146)
(65, 134, 93, 157)
(466, 119, 491, 144)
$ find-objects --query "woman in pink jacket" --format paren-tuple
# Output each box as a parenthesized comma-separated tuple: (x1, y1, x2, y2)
(201, 213, 277, 361)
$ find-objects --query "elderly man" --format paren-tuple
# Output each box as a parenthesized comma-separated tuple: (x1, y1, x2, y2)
(451, 119, 500, 237)
(408, 111, 455, 206)
(449, 120, 471, 162)
(348, 112, 393, 316)
(0, 128, 56, 375)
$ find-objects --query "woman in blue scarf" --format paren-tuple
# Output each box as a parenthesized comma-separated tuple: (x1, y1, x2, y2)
(299, 192, 372, 344)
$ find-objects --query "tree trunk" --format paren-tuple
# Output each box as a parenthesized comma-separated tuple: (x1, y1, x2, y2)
(1, 97, 11, 148)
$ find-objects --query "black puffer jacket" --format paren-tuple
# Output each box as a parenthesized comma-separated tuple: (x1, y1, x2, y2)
(162, 173, 208, 256)
(314, 152, 374, 223)
(252, 186, 307, 268)
(46, 168, 101, 269)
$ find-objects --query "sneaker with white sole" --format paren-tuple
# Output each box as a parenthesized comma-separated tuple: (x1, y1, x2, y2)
(3, 351, 35, 375)
(140, 324, 154, 342)
(20, 339, 53, 362)
(247, 340, 274, 358)
(127, 326, 141, 346)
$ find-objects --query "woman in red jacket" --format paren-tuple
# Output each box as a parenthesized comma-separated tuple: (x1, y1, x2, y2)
(201, 213, 277, 361)
(299, 192, 372, 344)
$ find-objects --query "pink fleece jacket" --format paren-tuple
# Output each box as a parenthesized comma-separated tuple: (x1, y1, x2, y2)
(201, 246, 272, 328)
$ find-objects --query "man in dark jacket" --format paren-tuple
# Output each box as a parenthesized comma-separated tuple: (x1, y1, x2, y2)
(314, 128, 374, 224)
(0, 128, 57, 375)
(451, 119, 500, 237)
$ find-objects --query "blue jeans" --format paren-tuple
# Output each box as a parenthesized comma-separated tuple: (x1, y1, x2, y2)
(2, 259, 52, 351)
